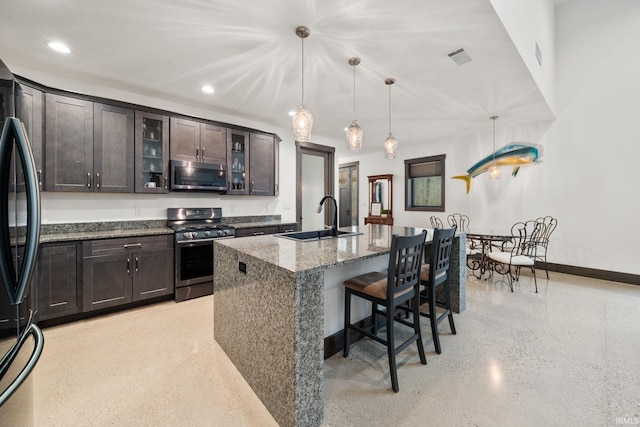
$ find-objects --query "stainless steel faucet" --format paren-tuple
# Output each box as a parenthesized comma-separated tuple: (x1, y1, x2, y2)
(316, 195, 338, 237)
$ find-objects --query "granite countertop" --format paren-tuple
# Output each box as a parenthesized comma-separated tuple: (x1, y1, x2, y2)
(215, 224, 431, 274)
(40, 227, 173, 243)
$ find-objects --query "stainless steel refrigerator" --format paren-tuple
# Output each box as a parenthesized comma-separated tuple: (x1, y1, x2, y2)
(0, 59, 44, 424)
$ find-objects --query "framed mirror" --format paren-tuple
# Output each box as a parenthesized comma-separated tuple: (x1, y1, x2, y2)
(365, 174, 393, 225)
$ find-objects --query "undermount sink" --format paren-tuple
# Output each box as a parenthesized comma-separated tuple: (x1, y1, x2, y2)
(276, 229, 362, 241)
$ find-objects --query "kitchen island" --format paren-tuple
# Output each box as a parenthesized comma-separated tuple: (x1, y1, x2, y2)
(213, 224, 466, 427)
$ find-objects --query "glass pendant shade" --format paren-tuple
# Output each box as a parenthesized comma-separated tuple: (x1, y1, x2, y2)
(347, 120, 363, 151)
(488, 163, 501, 180)
(383, 78, 397, 159)
(293, 105, 313, 142)
(293, 26, 312, 142)
(346, 57, 362, 151)
(383, 133, 398, 159)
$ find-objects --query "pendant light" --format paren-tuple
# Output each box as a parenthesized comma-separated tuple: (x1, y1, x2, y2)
(488, 115, 501, 180)
(346, 57, 363, 151)
(383, 78, 398, 159)
(293, 26, 313, 142)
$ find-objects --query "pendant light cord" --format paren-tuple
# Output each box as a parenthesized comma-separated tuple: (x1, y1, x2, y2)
(388, 84, 392, 134)
(352, 64, 356, 119)
(301, 37, 305, 106)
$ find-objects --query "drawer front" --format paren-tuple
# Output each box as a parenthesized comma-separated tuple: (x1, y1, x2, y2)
(235, 226, 280, 237)
(84, 235, 173, 257)
(279, 224, 298, 233)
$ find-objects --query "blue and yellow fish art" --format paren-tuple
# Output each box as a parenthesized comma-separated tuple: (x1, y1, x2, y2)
(452, 143, 542, 193)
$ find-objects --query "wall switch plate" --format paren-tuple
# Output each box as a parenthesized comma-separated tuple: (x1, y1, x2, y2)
(239, 261, 247, 274)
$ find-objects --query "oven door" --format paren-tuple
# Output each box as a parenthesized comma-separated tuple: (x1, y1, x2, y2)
(175, 240, 213, 289)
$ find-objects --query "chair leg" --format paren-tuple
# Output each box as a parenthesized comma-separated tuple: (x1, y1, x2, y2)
(429, 285, 441, 354)
(386, 307, 399, 392)
(413, 295, 427, 365)
(444, 282, 456, 335)
(343, 290, 351, 357)
(532, 266, 538, 293)
(507, 266, 514, 292)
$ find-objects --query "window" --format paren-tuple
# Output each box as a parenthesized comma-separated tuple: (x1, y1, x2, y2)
(405, 154, 445, 212)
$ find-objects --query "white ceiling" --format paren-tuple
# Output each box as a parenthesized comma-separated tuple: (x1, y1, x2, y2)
(0, 0, 555, 154)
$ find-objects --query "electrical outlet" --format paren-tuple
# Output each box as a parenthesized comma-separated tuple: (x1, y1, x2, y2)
(239, 261, 247, 274)
(134, 206, 141, 216)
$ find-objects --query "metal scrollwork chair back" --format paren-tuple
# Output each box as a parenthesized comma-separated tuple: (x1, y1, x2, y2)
(487, 221, 544, 293)
(533, 216, 557, 279)
(430, 216, 444, 229)
(447, 213, 470, 233)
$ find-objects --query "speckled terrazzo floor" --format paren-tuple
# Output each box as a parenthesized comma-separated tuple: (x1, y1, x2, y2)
(32, 272, 639, 426)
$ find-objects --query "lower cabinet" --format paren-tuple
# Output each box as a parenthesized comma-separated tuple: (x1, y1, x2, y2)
(82, 235, 173, 312)
(36, 242, 81, 321)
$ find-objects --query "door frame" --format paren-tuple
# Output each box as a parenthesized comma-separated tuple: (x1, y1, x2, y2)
(296, 141, 335, 229)
(338, 161, 359, 227)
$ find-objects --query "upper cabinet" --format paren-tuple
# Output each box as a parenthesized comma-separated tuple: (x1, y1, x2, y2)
(227, 129, 249, 194)
(249, 132, 276, 196)
(135, 111, 169, 193)
(226, 130, 278, 196)
(45, 93, 134, 192)
(170, 117, 226, 164)
(15, 84, 45, 190)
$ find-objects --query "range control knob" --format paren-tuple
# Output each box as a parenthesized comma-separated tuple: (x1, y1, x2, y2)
(183, 232, 191, 239)
(217, 230, 225, 236)
(204, 230, 211, 237)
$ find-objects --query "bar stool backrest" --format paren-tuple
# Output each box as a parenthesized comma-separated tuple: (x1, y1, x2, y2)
(387, 230, 427, 302)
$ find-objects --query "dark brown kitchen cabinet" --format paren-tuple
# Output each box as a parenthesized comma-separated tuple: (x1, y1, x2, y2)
(45, 94, 134, 192)
(170, 117, 226, 164)
(35, 243, 80, 321)
(82, 235, 174, 312)
(15, 84, 45, 190)
(45, 93, 93, 192)
(227, 129, 249, 194)
(249, 133, 276, 195)
(93, 102, 134, 192)
(135, 111, 169, 193)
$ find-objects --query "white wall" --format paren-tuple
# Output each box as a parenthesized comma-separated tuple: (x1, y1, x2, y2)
(490, 0, 556, 113)
(340, 0, 640, 275)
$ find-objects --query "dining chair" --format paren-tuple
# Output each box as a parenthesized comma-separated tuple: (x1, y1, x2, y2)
(343, 230, 428, 393)
(533, 216, 557, 279)
(447, 213, 470, 233)
(430, 216, 444, 229)
(419, 226, 457, 354)
(487, 221, 543, 292)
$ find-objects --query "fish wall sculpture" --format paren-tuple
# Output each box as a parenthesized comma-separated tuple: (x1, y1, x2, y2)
(452, 143, 542, 193)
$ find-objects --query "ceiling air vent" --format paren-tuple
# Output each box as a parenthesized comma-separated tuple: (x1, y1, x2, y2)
(448, 47, 473, 65)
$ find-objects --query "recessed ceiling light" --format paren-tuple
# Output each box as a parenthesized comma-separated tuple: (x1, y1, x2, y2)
(201, 85, 214, 94)
(47, 41, 71, 54)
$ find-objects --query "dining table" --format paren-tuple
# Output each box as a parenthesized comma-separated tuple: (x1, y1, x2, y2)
(466, 232, 513, 279)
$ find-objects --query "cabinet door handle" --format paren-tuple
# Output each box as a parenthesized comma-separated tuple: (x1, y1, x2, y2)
(123, 243, 143, 248)
(164, 176, 168, 189)
(36, 169, 42, 188)
(196, 147, 199, 159)
(201, 147, 205, 160)
(251, 181, 255, 192)
(87, 172, 91, 188)
(96, 172, 100, 189)
(127, 258, 131, 274)
(283, 229, 294, 232)
(253, 231, 265, 236)
(135, 256, 139, 272)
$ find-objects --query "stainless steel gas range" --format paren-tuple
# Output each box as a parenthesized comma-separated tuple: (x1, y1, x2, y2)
(167, 208, 235, 302)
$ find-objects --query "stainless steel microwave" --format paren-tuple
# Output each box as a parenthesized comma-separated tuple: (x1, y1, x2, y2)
(170, 160, 228, 192)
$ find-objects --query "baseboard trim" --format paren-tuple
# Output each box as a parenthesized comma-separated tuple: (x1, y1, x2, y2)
(539, 262, 640, 286)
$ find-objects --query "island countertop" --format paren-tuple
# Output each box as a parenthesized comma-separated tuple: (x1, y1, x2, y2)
(215, 224, 430, 274)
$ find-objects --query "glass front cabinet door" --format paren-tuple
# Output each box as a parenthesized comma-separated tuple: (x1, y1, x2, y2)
(135, 111, 169, 193)
(227, 129, 249, 195)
